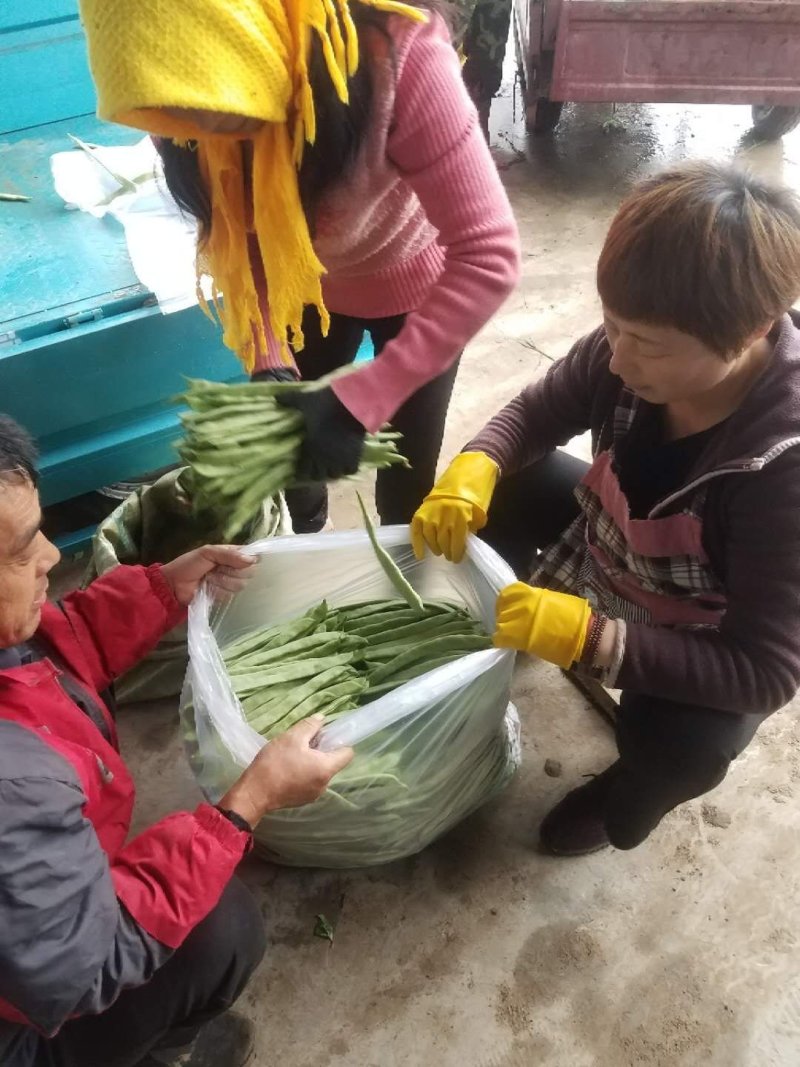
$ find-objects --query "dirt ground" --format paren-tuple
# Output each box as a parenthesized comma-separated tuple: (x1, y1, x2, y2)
(62, 94, 800, 1066)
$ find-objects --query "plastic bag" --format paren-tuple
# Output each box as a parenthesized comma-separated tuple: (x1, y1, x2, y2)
(85, 468, 289, 703)
(181, 525, 520, 868)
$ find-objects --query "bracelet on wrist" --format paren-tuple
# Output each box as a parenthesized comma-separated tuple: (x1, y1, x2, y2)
(580, 613, 608, 668)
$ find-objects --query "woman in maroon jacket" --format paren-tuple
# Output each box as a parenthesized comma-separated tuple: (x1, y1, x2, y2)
(0, 416, 352, 1067)
(413, 162, 800, 857)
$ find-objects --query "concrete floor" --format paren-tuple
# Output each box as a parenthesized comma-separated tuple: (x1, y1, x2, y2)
(69, 98, 800, 1066)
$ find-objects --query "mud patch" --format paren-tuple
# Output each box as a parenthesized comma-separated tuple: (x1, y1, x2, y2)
(701, 803, 731, 829)
(495, 981, 533, 1036)
(598, 956, 741, 1067)
(483, 1033, 556, 1066)
(513, 922, 605, 1006)
(768, 783, 794, 804)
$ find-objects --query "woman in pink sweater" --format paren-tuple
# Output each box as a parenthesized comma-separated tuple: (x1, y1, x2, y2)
(81, 0, 521, 533)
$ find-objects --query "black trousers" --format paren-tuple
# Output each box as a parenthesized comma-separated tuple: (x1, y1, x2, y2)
(10, 879, 265, 1067)
(481, 452, 767, 849)
(284, 309, 460, 532)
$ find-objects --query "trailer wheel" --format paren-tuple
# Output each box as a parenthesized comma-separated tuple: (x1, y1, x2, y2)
(527, 98, 564, 135)
(750, 105, 800, 141)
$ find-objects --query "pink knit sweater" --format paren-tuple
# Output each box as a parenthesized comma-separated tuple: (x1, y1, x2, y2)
(253, 12, 521, 433)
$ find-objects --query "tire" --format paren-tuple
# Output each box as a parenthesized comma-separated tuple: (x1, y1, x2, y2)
(527, 98, 564, 135)
(750, 105, 800, 141)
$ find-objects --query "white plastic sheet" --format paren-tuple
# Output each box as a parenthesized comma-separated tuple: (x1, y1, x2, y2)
(181, 526, 520, 868)
(50, 137, 208, 312)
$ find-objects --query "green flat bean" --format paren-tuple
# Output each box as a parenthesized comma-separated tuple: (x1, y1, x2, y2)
(322, 694, 360, 719)
(387, 652, 467, 684)
(361, 626, 484, 664)
(358, 615, 477, 647)
(356, 679, 400, 702)
(419, 599, 470, 615)
(241, 684, 296, 720)
(231, 652, 357, 694)
(222, 624, 288, 662)
(356, 493, 424, 614)
(335, 772, 407, 794)
(252, 666, 358, 736)
(336, 600, 410, 621)
(346, 606, 444, 635)
(367, 635, 491, 685)
(357, 653, 465, 702)
(185, 406, 291, 429)
(228, 632, 364, 673)
(244, 672, 365, 730)
(222, 605, 327, 660)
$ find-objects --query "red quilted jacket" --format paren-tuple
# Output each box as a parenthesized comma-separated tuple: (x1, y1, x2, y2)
(0, 565, 250, 1033)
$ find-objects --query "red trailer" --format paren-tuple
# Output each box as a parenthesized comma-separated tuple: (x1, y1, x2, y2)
(514, 0, 800, 139)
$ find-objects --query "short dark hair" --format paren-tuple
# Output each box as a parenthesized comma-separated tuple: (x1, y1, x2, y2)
(0, 416, 38, 488)
(597, 161, 800, 357)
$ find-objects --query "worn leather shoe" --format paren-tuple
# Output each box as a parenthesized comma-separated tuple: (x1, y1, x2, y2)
(141, 1012, 255, 1067)
(538, 764, 620, 856)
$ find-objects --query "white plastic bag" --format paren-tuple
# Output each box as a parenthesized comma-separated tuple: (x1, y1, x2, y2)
(181, 526, 520, 868)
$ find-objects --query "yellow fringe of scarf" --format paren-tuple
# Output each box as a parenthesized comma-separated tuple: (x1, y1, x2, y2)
(194, 0, 427, 371)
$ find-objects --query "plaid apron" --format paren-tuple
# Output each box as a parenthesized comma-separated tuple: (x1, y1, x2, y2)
(533, 391, 728, 627)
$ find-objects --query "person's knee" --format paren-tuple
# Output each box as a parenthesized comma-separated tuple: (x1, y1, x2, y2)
(213, 878, 267, 982)
(179, 878, 266, 1006)
(675, 746, 731, 795)
(662, 728, 737, 797)
(603, 750, 731, 851)
(611, 696, 762, 850)
(616, 698, 741, 799)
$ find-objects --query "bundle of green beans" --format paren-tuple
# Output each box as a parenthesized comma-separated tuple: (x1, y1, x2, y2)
(178, 378, 407, 541)
(222, 598, 492, 740)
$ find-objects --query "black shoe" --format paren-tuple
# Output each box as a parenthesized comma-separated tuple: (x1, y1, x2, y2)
(140, 1012, 255, 1067)
(538, 765, 619, 856)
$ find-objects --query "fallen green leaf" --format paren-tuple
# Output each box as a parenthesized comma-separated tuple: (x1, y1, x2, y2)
(313, 914, 335, 944)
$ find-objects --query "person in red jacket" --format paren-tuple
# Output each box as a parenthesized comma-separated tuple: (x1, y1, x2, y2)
(0, 417, 353, 1067)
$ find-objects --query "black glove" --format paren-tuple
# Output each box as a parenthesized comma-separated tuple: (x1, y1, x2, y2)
(251, 367, 299, 383)
(277, 386, 366, 482)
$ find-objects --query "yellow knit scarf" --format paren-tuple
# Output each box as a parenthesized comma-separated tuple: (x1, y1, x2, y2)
(80, 0, 426, 370)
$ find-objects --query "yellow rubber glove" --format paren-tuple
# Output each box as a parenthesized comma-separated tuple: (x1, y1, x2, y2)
(411, 452, 500, 563)
(494, 582, 592, 669)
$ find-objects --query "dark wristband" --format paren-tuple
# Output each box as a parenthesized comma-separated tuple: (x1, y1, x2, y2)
(216, 806, 254, 835)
